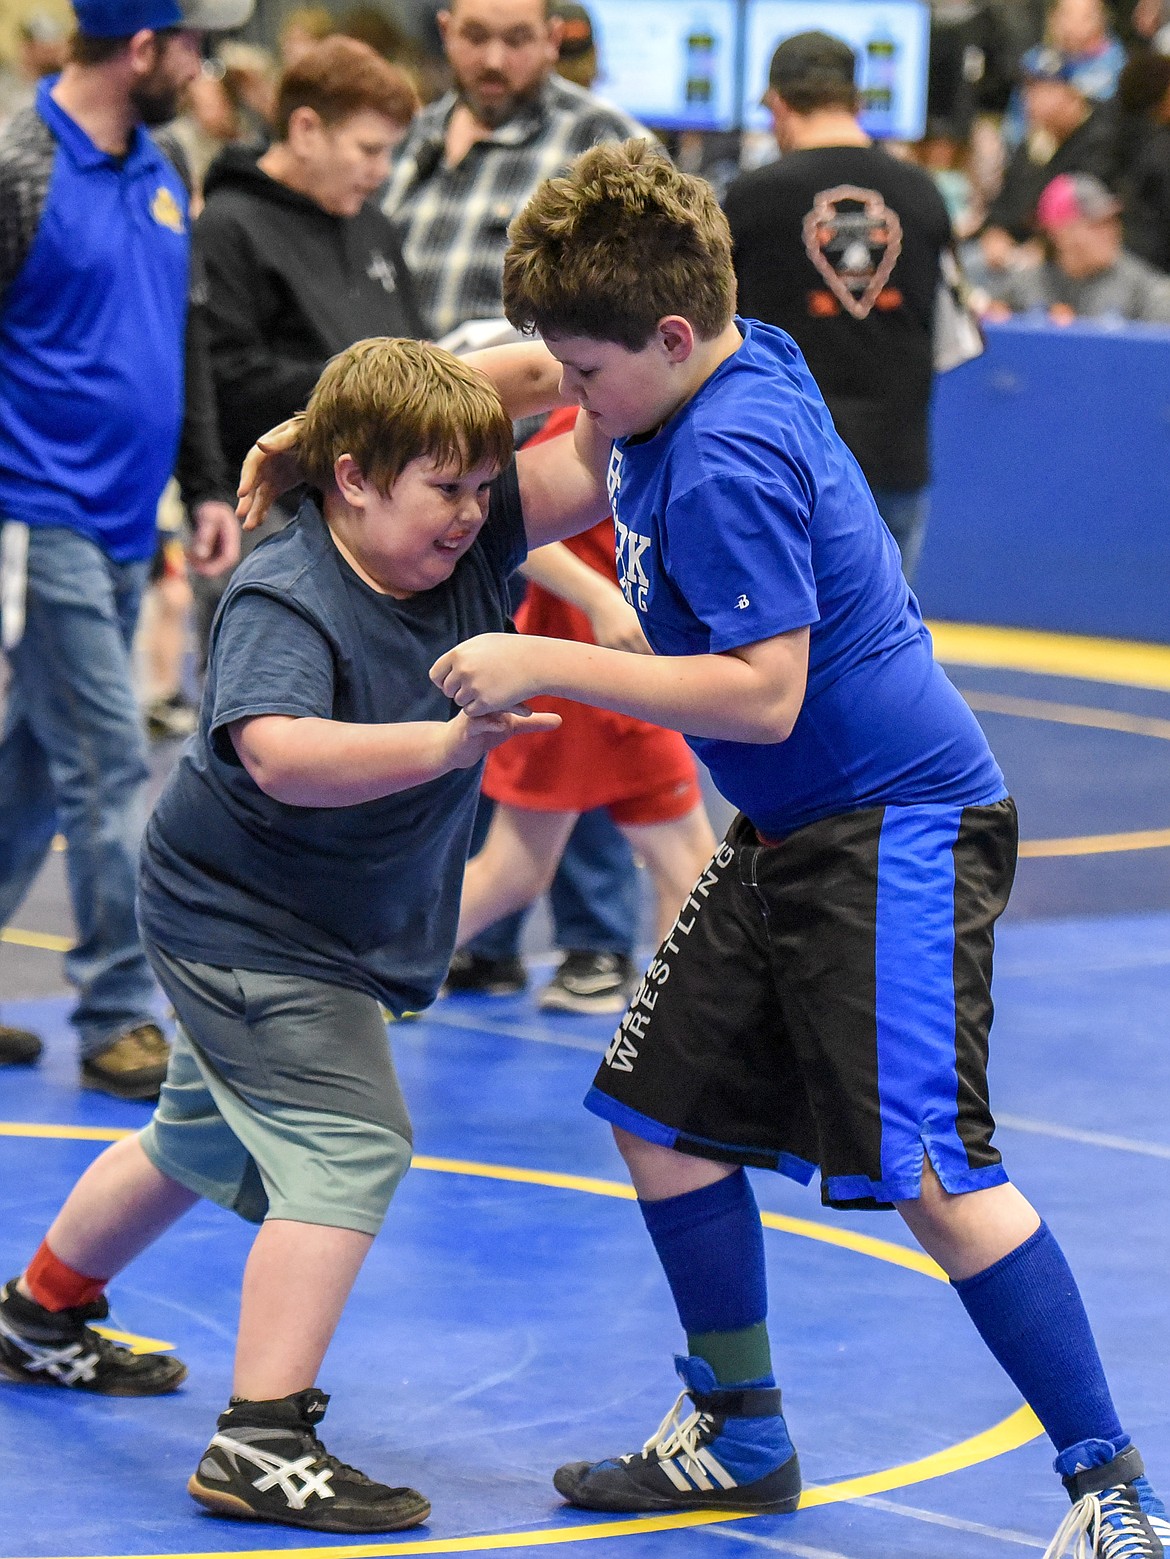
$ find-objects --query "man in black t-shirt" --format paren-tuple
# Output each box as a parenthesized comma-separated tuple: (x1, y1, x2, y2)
(723, 31, 951, 582)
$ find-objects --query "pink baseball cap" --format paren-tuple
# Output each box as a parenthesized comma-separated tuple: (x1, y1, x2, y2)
(1036, 173, 1122, 230)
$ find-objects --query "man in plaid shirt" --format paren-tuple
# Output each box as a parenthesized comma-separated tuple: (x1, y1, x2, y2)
(382, 0, 646, 340)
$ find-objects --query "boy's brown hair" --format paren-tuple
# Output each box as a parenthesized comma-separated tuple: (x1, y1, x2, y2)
(503, 139, 736, 350)
(299, 337, 515, 494)
(274, 35, 419, 138)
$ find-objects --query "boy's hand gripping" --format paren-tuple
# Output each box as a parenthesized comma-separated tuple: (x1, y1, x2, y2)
(430, 634, 541, 716)
(442, 707, 561, 769)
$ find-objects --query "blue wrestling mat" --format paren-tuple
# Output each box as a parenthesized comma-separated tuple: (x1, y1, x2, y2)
(2, 628, 1170, 1559)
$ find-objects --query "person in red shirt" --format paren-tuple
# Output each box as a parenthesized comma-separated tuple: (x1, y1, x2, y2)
(456, 407, 717, 953)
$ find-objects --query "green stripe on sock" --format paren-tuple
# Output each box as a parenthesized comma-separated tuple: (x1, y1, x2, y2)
(686, 1321, 773, 1385)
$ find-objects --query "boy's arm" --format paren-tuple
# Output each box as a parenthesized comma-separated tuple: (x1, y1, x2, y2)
(430, 627, 810, 745)
(461, 340, 570, 420)
(230, 707, 560, 808)
(520, 543, 650, 653)
(513, 412, 611, 548)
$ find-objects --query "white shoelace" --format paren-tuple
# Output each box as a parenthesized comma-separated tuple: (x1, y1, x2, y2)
(620, 1389, 736, 1492)
(1044, 1490, 1166, 1559)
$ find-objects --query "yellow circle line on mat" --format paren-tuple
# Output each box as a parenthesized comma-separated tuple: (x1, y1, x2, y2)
(14, 1407, 1043, 1559)
(929, 620, 1170, 692)
(2, 1127, 1040, 1559)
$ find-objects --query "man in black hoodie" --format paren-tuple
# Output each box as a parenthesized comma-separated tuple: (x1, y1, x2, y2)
(196, 35, 424, 486)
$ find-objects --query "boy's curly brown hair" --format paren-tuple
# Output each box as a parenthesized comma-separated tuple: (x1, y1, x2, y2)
(299, 337, 514, 495)
(503, 139, 736, 349)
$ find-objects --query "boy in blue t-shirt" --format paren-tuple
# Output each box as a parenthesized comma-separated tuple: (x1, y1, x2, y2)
(0, 338, 591, 1534)
(431, 141, 1168, 1558)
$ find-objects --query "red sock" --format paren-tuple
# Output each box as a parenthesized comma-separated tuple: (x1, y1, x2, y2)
(24, 1240, 108, 1312)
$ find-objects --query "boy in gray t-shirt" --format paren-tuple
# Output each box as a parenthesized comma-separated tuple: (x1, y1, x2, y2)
(0, 337, 601, 1534)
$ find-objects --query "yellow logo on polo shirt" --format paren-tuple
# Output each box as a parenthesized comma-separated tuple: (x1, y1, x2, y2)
(150, 186, 185, 234)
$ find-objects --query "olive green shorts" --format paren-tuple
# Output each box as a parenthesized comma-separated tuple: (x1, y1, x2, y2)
(138, 946, 412, 1235)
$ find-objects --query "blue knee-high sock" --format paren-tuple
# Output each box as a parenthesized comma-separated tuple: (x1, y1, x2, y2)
(639, 1168, 773, 1387)
(953, 1222, 1127, 1466)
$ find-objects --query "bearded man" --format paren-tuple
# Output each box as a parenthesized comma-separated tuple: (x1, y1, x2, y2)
(0, 0, 247, 1093)
(382, 0, 646, 339)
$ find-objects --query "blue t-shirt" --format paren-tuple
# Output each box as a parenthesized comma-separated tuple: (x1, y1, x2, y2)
(138, 472, 527, 1013)
(0, 79, 189, 561)
(608, 318, 1004, 835)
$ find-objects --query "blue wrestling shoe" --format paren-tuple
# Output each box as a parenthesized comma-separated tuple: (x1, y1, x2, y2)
(1045, 1443, 1170, 1557)
(553, 1355, 801, 1514)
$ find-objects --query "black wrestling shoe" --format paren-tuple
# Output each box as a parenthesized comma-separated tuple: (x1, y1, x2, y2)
(443, 951, 527, 997)
(553, 1355, 802, 1513)
(189, 1388, 430, 1533)
(1046, 1445, 1170, 1557)
(0, 1279, 187, 1395)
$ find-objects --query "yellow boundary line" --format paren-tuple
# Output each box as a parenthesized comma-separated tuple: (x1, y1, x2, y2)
(18, 1407, 1041, 1559)
(929, 621, 1170, 691)
(1, 1128, 1040, 1559)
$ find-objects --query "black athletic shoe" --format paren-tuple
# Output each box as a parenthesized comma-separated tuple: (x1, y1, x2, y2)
(553, 1356, 802, 1514)
(1047, 1445, 1170, 1557)
(0, 1025, 42, 1065)
(538, 951, 637, 1015)
(189, 1388, 430, 1533)
(0, 1279, 187, 1395)
(442, 951, 528, 997)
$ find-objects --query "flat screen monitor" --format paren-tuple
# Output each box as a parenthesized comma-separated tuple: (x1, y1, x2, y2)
(586, 0, 741, 132)
(740, 0, 930, 140)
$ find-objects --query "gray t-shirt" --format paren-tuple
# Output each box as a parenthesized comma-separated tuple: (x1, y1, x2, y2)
(138, 473, 526, 1015)
(992, 249, 1170, 324)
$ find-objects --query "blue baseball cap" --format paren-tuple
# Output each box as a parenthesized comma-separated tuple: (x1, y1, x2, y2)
(1019, 45, 1085, 88)
(73, 0, 253, 37)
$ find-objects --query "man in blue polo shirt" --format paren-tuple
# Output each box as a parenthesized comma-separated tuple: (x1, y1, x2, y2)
(0, 0, 250, 1095)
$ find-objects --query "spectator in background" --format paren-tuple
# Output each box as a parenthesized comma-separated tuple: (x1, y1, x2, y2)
(1118, 48, 1170, 270)
(382, 0, 645, 339)
(169, 42, 275, 203)
(278, 3, 333, 67)
(984, 170, 1170, 318)
(0, 11, 69, 129)
(1133, 0, 1170, 47)
(337, 3, 424, 83)
(977, 44, 1120, 277)
(724, 31, 952, 583)
(549, 0, 596, 90)
(385, 0, 650, 1013)
(0, 0, 244, 1085)
(1048, 0, 1128, 99)
(927, 0, 1021, 141)
(191, 37, 423, 656)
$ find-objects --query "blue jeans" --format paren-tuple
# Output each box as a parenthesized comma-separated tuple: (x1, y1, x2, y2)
(469, 802, 638, 962)
(870, 487, 930, 586)
(0, 524, 156, 1056)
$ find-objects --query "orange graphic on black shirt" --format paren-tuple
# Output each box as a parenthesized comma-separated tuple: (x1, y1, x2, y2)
(802, 185, 902, 321)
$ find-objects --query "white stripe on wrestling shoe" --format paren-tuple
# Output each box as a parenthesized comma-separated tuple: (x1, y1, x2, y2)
(208, 1433, 336, 1511)
(0, 1313, 99, 1385)
(632, 1393, 743, 1496)
(1044, 1489, 1170, 1558)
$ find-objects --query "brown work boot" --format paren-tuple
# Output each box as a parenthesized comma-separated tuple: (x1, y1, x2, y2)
(0, 1026, 42, 1066)
(80, 1023, 170, 1100)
